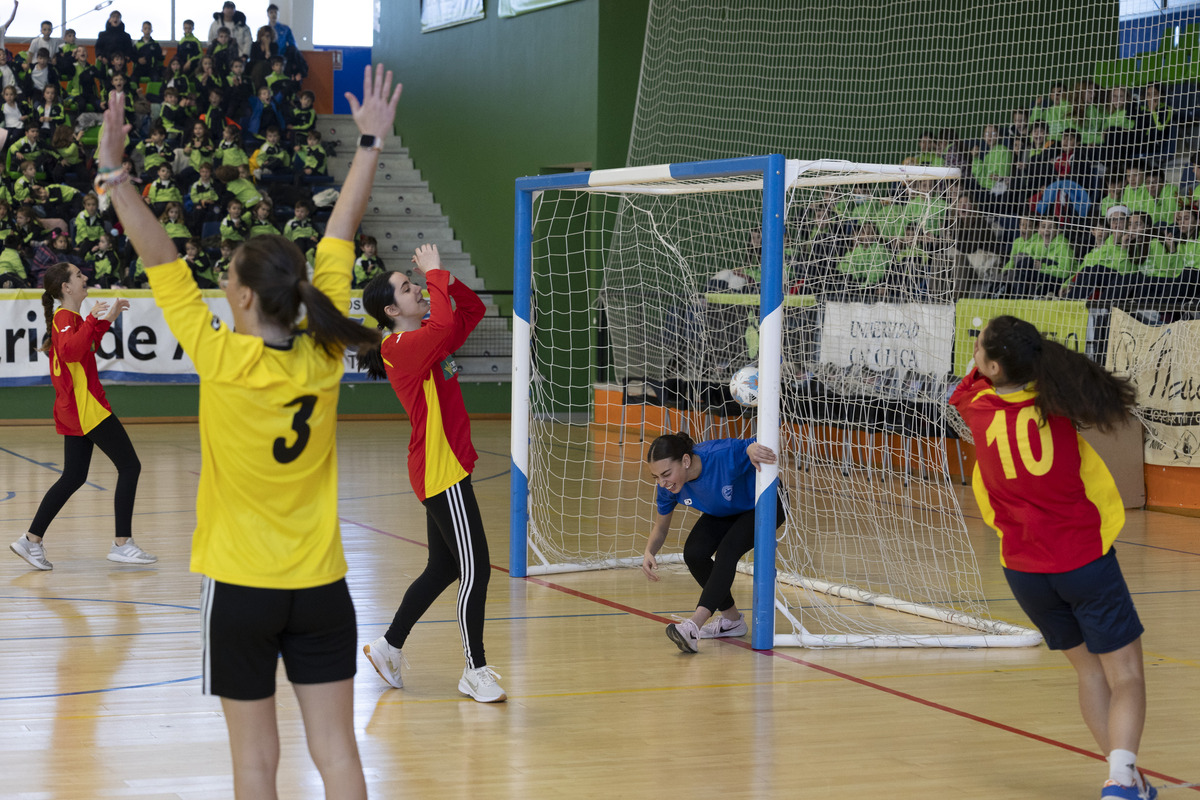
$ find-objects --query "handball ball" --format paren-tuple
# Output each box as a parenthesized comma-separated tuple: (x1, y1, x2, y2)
(730, 365, 759, 407)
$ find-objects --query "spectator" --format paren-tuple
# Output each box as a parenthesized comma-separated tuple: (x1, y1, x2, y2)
(283, 198, 319, 253)
(73, 192, 104, 255)
(267, 4, 296, 55)
(1127, 211, 1187, 307)
(176, 19, 205, 74)
(248, 198, 279, 237)
(26, 47, 60, 96)
(208, 2, 252, 59)
(0, 49, 17, 97)
(147, 164, 184, 216)
(970, 124, 1011, 195)
(951, 193, 1002, 293)
(134, 126, 172, 180)
(353, 235, 383, 288)
(217, 196, 248, 243)
(132, 21, 163, 85)
(1005, 108, 1029, 146)
(215, 163, 261, 208)
(254, 124, 290, 176)
(1100, 86, 1135, 169)
(214, 123, 249, 169)
(1099, 174, 1126, 220)
(159, 202, 192, 252)
(248, 25, 278, 89)
(35, 84, 68, 134)
(248, 84, 285, 141)
(1064, 219, 1133, 302)
(1031, 83, 1070, 143)
(187, 162, 221, 228)
(179, 122, 215, 186)
(26, 20, 57, 63)
(1131, 82, 1173, 165)
(95, 10, 136, 63)
(85, 231, 122, 288)
(183, 237, 217, 286)
(833, 222, 891, 297)
(207, 29, 239, 78)
(1010, 216, 1075, 297)
(1001, 215, 1039, 274)
(903, 130, 945, 167)
(54, 29, 78, 73)
(196, 54, 227, 91)
(158, 87, 187, 146)
(65, 46, 102, 113)
(286, 89, 317, 145)
(293, 128, 329, 182)
(1066, 81, 1103, 152)
(163, 56, 195, 98)
(0, 84, 24, 145)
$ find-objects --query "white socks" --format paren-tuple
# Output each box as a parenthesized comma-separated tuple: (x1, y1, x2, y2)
(1108, 749, 1139, 787)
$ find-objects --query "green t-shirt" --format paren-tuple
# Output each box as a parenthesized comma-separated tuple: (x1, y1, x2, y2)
(971, 144, 1011, 191)
(1003, 234, 1039, 271)
(1029, 235, 1076, 280)
(836, 242, 891, 286)
(1139, 239, 1183, 278)
(1080, 242, 1133, 276)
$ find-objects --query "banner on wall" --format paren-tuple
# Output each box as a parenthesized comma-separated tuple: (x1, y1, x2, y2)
(952, 298, 1088, 376)
(499, 0, 583, 17)
(819, 302, 955, 375)
(421, 0, 485, 32)
(0, 290, 370, 386)
(1108, 308, 1200, 467)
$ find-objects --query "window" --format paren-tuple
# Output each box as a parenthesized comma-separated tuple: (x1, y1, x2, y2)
(314, 0, 373, 46)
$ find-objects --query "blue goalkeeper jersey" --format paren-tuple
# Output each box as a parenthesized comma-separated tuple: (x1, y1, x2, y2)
(656, 437, 757, 517)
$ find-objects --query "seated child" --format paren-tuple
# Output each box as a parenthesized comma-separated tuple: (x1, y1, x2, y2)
(184, 236, 218, 287)
(248, 198, 279, 237)
(217, 197, 249, 243)
(353, 235, 384, 288)
(85, 230, 122, 288)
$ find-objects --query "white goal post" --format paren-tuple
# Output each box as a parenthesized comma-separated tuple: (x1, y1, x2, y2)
(510, 155, 1042, 651)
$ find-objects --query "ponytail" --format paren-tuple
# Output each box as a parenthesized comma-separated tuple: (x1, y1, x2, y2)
(38, 262, 73, 353)
(646, 431, 695, 463)
(233, 235, 381, 359)
(981, 315, 1137, 432)
(355, 271, 398, 380)
(297, 280, 382, 358)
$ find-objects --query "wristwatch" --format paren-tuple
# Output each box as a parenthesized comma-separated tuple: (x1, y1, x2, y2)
(358, 134, 383, 151)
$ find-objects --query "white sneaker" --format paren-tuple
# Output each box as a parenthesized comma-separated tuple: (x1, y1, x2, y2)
(10, 534, 52, 570)
(459, 665, 506, 703)
(666, 619, 701, 653)
(107, 539, 158, 564)
(699, 612, 748, 639)
(363, 636, 408, 689)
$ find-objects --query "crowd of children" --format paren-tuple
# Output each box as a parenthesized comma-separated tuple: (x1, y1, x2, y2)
(0, 6, 376, 291)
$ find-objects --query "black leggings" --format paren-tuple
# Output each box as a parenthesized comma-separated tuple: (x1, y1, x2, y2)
(384, 476, 491, 669)
(29, 415, 141, 540)
(685, 497, 785, 613)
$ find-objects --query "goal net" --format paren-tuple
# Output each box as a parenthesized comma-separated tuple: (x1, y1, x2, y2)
(511, 157, 1042, 648)
(630, 0, 1200, 474)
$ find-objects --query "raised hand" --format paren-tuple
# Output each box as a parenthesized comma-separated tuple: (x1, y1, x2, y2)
(411, 243, 442, 275)
(345, 63, 402, 141)
(97, 91, 131, 171)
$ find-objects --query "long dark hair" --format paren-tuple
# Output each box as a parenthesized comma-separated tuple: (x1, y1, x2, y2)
(234, 236, 380, 358)
(646, 431, 695, 463)
(39, 262, 72, 353)
(980, 315, 1136, 432)
(355, 271, 398, 380)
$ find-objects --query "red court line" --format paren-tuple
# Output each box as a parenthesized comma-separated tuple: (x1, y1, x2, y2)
(343, 514, 1195, 790)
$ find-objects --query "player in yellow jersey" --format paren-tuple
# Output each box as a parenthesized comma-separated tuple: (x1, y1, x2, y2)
(95, 65, 401, 800)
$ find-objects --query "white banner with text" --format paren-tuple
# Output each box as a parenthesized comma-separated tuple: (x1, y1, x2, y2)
(818, 301, 955, 376)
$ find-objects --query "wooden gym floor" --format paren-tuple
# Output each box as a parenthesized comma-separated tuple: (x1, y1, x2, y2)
(0, 420, 1197, 799)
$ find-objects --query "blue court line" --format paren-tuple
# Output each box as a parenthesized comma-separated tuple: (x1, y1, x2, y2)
(0, 491, 13, 503)
(0, 445, 106, 491)
(0, 595, 199, 611)
(1115, 540, 1200, 558)
(0, 675, 200, 701)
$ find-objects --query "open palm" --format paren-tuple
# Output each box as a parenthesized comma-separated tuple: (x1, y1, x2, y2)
(97, 92, 131, 171)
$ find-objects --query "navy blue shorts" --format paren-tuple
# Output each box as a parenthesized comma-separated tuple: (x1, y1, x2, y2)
(200, 577, 358, 700)
(1003, 548, 1143, 654)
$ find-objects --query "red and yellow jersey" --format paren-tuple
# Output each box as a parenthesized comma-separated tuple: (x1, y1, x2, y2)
(48, 308, 113, 436)
(380, 271, 485, 501)
(145, 237, 354, 590)
(949, 366, 1124, 573)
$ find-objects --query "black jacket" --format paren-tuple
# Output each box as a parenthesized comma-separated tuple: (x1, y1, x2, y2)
(95, 21, 135, 62)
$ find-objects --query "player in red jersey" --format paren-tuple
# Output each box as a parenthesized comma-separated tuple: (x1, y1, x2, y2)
(10, 262, 156, 571)
(356, 244, 505, 703)
(950, 315, 1153, 800)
